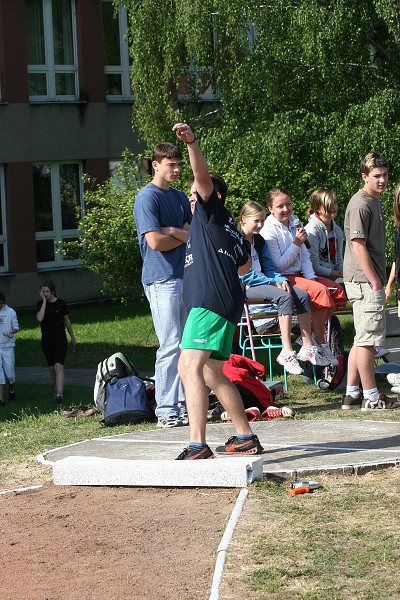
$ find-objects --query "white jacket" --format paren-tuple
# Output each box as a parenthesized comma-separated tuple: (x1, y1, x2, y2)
(0, 305, 19, 348)
(260, 214, 316, 279)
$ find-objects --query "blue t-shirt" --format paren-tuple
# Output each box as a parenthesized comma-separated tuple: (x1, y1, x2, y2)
(133, 183, 192, 285)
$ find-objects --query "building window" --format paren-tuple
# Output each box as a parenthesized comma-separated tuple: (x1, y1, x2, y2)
(33, 162, 83, 268)
(25, 0, 78, 101)
(178, 15, 219, 101)
(102, 1, 133, 100)
(0, 166, 8, 272)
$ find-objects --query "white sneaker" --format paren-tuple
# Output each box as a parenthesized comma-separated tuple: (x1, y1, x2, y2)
(374, 346, 390, 358)
(387, 372, 400, 386)
(157, 415, 183, 428)
(297, 345, 330, 366)
(391, 386, 400, 394)
(319, 343, 339, 367)
(276, 351, 304, 375)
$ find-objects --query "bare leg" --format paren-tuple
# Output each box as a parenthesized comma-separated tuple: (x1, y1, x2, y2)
(203, 359, 252, 436)
(311, 309, 329, 345)
(349, 345, 376, 390)
(54, 363, 65, 395)
(297, 312, 314, 348)
(278, 314, 295, 352)
(49, 365, 56, 389)
(178, 349, 211, 444)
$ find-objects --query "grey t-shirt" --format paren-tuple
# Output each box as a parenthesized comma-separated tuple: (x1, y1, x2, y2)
(343, 188, 386, 284)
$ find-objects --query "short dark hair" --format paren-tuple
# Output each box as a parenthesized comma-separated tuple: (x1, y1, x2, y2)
(360, 152, 388, 175)
(187, 172, 228, 204)
(152, 142, 182, 163)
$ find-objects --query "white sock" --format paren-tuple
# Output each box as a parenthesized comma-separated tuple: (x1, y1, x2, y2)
(363, 388, 379, 402)
(346, 385, 361, 399)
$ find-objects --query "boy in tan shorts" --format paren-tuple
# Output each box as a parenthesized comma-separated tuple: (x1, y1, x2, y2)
(343, 152, 400, 411)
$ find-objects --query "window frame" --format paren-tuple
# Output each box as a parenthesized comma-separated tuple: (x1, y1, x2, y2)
(102, 0, 133, 102)
(34, 161, 84, 270)
(26, 0, 79, 102)
(0, 166, 8, 273)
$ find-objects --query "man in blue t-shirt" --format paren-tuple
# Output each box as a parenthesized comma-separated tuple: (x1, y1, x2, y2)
(134, 142, 192, 428)
(172, 122, 264, 459)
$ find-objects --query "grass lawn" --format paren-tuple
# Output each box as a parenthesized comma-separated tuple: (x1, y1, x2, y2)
(1, 300, 400, 599)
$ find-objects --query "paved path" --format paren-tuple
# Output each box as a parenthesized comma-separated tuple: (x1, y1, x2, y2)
(16, 366, 96, 387)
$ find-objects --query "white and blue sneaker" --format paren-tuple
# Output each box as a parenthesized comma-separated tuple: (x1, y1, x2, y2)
(157, 415, 183, 428)
(179, 411, 189, 426)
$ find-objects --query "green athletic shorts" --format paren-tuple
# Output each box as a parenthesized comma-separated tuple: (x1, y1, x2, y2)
(180, 307, 235, 361)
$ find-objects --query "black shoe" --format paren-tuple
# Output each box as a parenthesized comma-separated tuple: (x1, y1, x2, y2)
(8, 387, 16, 401)
(341, 394, 362, 410)
(176, 445, 216, 460)
(0, 399, 5, 407)
(55, 394, 64, 404)
(216, 434, 264, 455)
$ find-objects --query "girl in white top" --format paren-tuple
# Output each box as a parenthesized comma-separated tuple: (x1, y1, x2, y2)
(260, 188, 347, 366)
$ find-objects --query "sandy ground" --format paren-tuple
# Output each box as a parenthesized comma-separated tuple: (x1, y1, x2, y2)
(0, 464, 240, 600)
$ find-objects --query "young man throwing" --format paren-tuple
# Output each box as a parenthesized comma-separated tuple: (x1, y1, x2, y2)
(172, 122, 264, 459)
(342, 152, 400, 411)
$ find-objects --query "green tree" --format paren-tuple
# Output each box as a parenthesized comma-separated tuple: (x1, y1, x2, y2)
(120, 0, 400, 261)
(64, 154, 145, 301)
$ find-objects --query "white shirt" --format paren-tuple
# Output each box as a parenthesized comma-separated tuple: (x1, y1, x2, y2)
(260, 214, 316, 279)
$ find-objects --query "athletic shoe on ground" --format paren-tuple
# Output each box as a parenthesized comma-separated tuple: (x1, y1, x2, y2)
(8, 387, 16, 401)
(179, 411, 189, 426)
(318, 343, 339, 367)
(387, 373, 400, 386)
(341, 395, 362, 410)
(390, 386, 400, 394)
(55, 393, 64, 404)
(175, 445, 216, 460)
(261, 405, 295, 420)
(245, 407, 261, 421)
(221, 407, 261, 422)
(361, 393, 400, 411)
(215, 434, 264, 455)
(63, 404, 98, 418)
(156, 415, 183, 428)
(297, 345, 330, 366)
(276, 351, 303, 375)
(374, 345, 390, 359)
(207, 402, 224, 421)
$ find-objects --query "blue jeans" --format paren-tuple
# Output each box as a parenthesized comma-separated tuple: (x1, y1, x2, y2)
(144, 279, 186, 418)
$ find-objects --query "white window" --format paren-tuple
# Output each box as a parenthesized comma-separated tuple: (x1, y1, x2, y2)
(25, 0, 78, 101)
(0, 166, 8, 272)
(33, 162, 83, 268)
(178, 15, 219, 101)
(102, 1, 133, 101)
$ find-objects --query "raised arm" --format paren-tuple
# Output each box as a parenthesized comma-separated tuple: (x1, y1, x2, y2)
(172, 123, 213, 201)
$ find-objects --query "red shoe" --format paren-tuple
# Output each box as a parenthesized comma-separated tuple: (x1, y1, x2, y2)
(221, 407, 261, 422)
(261, 406, 295, 420)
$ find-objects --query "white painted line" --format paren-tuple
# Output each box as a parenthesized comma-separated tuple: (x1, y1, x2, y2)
(209, 488, 249, 600)
(0, 485, 43, 495)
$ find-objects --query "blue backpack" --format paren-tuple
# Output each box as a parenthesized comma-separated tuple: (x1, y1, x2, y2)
(103, 374, 154, 427)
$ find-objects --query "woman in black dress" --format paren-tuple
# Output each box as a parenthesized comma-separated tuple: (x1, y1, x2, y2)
(36, 280, 76, 403)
